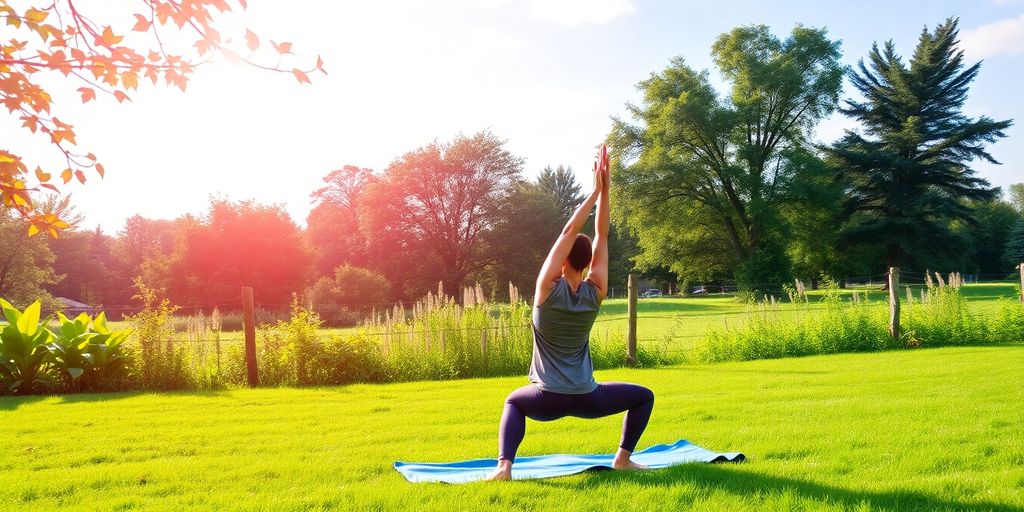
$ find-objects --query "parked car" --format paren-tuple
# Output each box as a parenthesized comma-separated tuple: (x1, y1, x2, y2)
(691, 286, 708, 295)
(641, 289, 663, 298)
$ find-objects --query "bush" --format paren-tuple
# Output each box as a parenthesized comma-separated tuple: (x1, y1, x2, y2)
(0, 299, 54, 394)
(304, 265, 390, 327)
(124, 279, 190, 390)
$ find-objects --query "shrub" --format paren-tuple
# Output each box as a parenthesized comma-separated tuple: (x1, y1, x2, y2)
(0, 299, 54, 394)
(48, 312, 131, 392)
(304, 265, 390, 327)
(124, 279, 189, 390)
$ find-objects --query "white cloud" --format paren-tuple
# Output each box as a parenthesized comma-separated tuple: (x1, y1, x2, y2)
(466, 26, 524, 54)
(960, 15, 1024, 59)
(529, 0, 636, 27)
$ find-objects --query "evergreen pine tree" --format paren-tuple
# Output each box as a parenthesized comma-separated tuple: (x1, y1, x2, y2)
(828, 18, 1013, 268)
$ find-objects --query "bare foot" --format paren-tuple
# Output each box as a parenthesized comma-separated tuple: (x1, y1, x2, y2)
(486, 460, 512, 481)
(612, 447, 647, 471)
(612, 458, 647, 471)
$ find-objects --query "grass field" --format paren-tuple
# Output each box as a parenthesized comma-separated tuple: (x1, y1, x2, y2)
(3, 346, 1022, 511)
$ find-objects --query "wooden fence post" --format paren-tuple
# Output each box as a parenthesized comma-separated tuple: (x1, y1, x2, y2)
(888, 267, 900, 340)
(242, 286, 259, 387)
(1019, 262, 1023, 304)
(627, 273, 638, 366)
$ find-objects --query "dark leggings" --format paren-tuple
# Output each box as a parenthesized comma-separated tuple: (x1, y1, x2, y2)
(498, 382, 655, 462)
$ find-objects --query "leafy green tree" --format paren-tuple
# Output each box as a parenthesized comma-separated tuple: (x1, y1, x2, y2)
(1003, 219, 1024, 271)
(486, 182, 564, 302)
(827, 18, 1012, 268)
(610, 25, 843, 295)
(0, 201, 64, 307)
(47, 228, 119, 306)
(950, 197, 1020, 274)
(1008, 183, 1024, 215)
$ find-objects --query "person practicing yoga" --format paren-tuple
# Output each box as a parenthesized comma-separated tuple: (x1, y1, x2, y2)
(487, 145, 655, 481)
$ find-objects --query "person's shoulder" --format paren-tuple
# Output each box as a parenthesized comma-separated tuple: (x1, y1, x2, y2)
(583, 278, 605, 301)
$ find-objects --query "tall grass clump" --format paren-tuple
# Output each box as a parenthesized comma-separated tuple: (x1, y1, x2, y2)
(903, 271, 1024, 346)
(692, 277, 892, 363)
(362, 282, 533, 380)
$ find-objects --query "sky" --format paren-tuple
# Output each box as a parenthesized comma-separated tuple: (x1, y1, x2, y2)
(6, 0, 1024, 232)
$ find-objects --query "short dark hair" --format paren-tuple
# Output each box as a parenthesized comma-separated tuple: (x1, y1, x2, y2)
(567, 234, 593, 271)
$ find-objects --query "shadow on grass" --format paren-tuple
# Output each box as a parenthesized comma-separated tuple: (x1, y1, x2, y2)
(0, 389, 236, 411)
(539, 463, 1018, 511)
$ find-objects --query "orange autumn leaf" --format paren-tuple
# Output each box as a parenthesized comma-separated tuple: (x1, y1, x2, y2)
(35, 167, 51, 182)
(114, 90, 130, 103)
(98, 26, 123, 46)
(60, 168, 73, 184)
(78, 87, 96, 103)
(271, 40, 293, 55)
(121, 71, 139, 90)
(245, 29, 259, 51)
(132, 14, 151, 32)
(96, 163, 105, 178)
(292, 68, 310, 84)
(24, 8, 48, 23)
(74, 169, 86, 184)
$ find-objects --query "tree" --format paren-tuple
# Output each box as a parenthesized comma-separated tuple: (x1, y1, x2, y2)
(1003, 219, 1024, 272)
(827, 18, 1012, 268)
(304, 265, 389, 327)
(486, 181, 564, 301)
(0, 0, 323, 231)
(170, 199, 310, 308)
(1008, 183, 1024, 215)
(951, 197, 1020, 274)
(307, 166, 376, 276)
(361, 131, 524, 298)
(536, 165, 583, 218)
(610, 25, 843, 295)
(47, 227, 118, 306)
(0, 205, 60, 307)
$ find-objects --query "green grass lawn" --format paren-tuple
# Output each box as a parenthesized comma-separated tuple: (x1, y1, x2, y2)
(3, 346, 1022, 511)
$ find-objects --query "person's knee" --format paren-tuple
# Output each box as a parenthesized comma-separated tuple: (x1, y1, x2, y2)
(638, 385, 654, 405)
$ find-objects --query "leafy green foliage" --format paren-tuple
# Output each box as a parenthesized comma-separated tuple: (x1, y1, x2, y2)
(0, 207, 61, 308)
(827, 18, 1012, 268)
(304, 265, 390, 327)
(610, 25, 843, 295)
(694, 277, 1024, 363)
(0, 299, 53, 394)
(49, 311, 131, 392)
(125, 279, 188, 390)
(1002, 219, 1024, 271)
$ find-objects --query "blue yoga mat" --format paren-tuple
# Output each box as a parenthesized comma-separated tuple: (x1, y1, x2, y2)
(394, 439, 745, 483)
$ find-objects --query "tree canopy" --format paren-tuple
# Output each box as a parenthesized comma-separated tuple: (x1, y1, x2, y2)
(827, 18, 1012, 268)
(609, 24, 843, 294)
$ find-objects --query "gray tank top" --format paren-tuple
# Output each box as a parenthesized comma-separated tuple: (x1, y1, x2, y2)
(528, 277, 600, 394)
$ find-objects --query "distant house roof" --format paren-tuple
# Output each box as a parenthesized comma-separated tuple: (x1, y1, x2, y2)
(55, 297, 94, 309)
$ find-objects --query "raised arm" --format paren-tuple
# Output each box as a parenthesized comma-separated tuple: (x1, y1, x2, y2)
(534, 162, 603, 307)
(587, 145, 610, 300)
